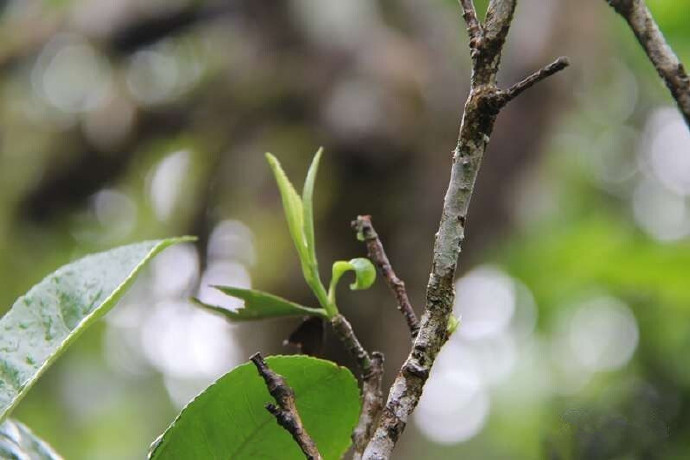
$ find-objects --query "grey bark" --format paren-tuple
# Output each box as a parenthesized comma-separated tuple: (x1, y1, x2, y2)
(361, 1, 569, 458)
(607, 0, 690, 126)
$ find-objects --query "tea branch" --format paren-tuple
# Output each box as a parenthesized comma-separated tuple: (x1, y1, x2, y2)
(362, 1, 569, 458)
(329, 314, 384, 458)
(352, 215, 420, 339)
(606, 0, 690, 126)
(250, 353, 322, 460)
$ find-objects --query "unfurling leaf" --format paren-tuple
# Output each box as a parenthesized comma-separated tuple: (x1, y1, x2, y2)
(0, 238, 191, 422)
(149, 355, 361, 460)
(0, 419, 61, 460)
(331, 258, 377, 291)
(194, 286, 326, 321)
(328, 258, 377, 305)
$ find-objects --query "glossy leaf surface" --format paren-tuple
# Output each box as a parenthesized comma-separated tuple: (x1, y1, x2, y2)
(149, 355, 360, 460)
(0, 238, 191, 422)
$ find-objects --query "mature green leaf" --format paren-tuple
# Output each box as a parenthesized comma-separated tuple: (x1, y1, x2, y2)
(149, 355, 361, 460)
(265, 153, 307, 260)
(0, 419, 61, 459)
(0, 238, 191, 422)
(194, 286, 326, 321)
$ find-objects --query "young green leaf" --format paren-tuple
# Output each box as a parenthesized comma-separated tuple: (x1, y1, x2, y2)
(193, 286, 327, 321)
(330, 257, 377, 293)
(302, 147, 323, 267)
(0, 419, 61, 460)
(265, 153, 307, 260)
(265, 152, 329, 310)
(0, 237, 192, 422)
(149, 355, 361, 460)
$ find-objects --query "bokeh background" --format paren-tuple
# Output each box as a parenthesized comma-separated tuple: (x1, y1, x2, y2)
(1, 0, 690, 458)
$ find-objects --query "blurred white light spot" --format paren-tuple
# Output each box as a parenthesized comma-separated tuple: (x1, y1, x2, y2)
(438, 335, 517, 387)
(126, 49, 179, 105)
(141, 301, 242, 379)
(414, 369, 490, 444)
(454, 266, 516, 340)
(510, 281, 538, 341)
(588, 127, 639, 185)
(198, 262, 251, 310)
(633, 177, 690, 241)
(291, 0, 378, 50)
(149, 150, 190, 222)
(104, 316, 154, 377)
(33, 34, 112, 113)
(324, 79, 384, 139)
(91, 189, 137, 238)
(208, 220, 256, 266)
(643, 108, 690, 196)
(467, 335, 518, 385)
(568, 297, 639, 372)
(152, 243, 199, 298)
(163, 375, 219, 410)
(83, 96, 136, 152)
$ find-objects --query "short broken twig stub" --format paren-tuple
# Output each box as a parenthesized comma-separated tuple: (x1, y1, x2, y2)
(250, 352, 322, 460)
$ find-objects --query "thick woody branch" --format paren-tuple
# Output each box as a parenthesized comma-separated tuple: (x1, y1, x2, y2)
(329, 314, 384, 458)
(352, 215, 420, 338)
(472, 0, 516, 85)
(351, 352, 384, 460)
(250, 353, 322, 460)
(498, 57, 570, 105)
(362, 1, 568, 458)
(606, 0, 690, 126)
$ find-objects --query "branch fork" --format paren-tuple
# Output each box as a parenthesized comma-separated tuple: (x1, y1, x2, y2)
(361, 1, 569, 458)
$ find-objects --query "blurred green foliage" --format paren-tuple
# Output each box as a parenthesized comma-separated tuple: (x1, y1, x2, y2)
(1, 0, 690, 458)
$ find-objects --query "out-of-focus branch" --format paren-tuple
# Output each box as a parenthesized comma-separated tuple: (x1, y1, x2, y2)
(351, 215, 419, 339)
(250, 353, 322, 460)
(361, 1, 569, 458)
(606, 0, 690, 126)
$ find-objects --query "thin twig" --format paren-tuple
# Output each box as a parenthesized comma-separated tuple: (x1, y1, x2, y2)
(329, 315, 384, 458)
(606, 0, 690, 126)
(499, 57, 570, 104)
(352, 215, 420, 338)
(362, 0, 568, 457)
(250, 353, 322, 460)
(330, 314, 372, 375)
(458, 0, 482, 47)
